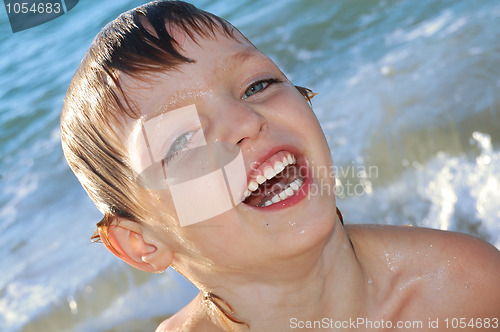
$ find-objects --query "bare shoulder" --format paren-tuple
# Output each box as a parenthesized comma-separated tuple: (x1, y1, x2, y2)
(346, 223, 500, 256)
(155, 294, 226, 332)
(155, 297, 195, 332)
(346, 224, 500, 315)
(155, 294, 204, 332)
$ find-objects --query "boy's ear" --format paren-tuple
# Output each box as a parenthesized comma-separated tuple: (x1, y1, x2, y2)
(100, 219, 173, 273)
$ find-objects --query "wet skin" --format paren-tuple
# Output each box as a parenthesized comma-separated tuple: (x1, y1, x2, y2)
(105, 29, 500, 332)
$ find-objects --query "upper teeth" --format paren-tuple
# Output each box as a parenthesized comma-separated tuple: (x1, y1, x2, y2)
(264, 167, 277, 180)
(243, 152, 301, 203)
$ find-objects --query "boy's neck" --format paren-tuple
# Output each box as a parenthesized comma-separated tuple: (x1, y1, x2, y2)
(194, 223, 369, 330)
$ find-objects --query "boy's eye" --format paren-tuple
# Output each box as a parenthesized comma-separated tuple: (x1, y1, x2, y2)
(165, 131, 194, 162)
(242, 79, 280, 99)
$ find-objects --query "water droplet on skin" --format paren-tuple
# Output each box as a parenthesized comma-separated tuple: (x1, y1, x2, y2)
(368, 278, 373, 285)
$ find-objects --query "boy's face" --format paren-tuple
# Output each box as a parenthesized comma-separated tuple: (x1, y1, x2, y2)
(121, 28, 338, 269)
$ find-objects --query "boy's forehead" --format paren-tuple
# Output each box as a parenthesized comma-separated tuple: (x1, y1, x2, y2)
(138, 15, 188, 46)
(119, 38, 266, 109)
(167, 23, 188, 47)
(114, 29, 273, 133)
(185, 30, 256, 59)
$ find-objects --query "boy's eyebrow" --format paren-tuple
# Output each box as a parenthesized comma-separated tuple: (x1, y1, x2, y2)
(146, 50, 269, 119)
(222, 48, 269, 71)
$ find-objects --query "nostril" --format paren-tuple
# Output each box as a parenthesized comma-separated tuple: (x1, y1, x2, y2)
(237, 138, 245, 144)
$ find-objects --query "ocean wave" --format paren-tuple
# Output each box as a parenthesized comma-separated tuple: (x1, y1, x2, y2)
(340, 132, 500, 249)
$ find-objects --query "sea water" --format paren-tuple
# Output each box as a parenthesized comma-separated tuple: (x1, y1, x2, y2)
(1, 0, 499, 331)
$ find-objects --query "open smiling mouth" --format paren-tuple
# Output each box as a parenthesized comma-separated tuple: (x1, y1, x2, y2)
(242, 151, 307, 208)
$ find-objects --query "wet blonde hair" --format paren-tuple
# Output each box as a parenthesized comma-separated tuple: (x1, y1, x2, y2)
(61, 2, 317, 327)
(61, 0, 237, 241)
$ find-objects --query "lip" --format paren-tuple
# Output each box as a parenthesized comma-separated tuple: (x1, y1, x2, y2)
(242, 144, 310, 210)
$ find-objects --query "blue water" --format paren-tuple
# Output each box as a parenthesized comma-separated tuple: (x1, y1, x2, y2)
(1, 0, 499, 331)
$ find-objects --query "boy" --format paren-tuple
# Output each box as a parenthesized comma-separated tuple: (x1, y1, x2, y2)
(61, 1, 500, 330)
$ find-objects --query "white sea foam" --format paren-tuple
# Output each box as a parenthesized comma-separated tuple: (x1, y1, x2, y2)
(0, 174, 38, 234)
(340, 132, 500, 249)
(71, 270, 197, 332)
(422, 132, 500, 247)
(386, 10, 453, 44)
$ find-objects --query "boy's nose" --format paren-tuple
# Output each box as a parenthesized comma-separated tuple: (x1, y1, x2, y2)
(204, 100, 266, 146)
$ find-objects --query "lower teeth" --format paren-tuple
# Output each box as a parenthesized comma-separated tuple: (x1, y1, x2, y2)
(261, 178, 304, 207)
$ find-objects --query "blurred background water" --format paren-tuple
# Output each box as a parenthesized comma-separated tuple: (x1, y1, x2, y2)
(1, 0, 499, 331)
